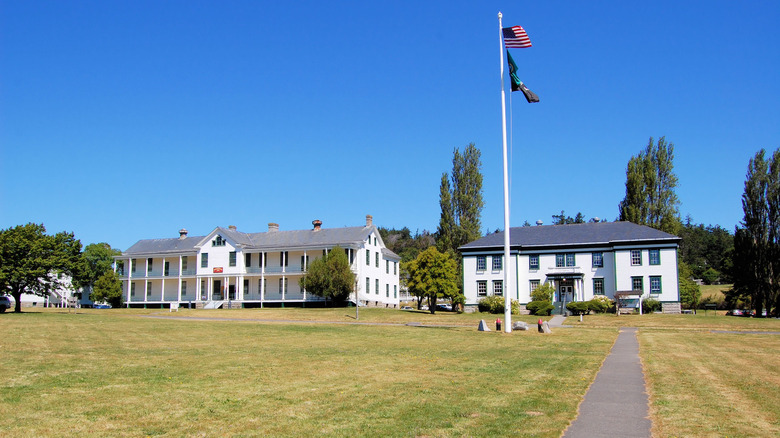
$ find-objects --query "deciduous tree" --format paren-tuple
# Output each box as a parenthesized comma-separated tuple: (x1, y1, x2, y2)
(90, 271, 123, 307)
(405, 247, 459, 314)
(618, 137, 681, 234)
(0, 223, 81, 312)
(298, 246, 355, 305)
(437, 143, 484, 254)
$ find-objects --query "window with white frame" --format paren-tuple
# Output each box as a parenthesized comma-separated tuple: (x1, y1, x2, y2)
(130, 282, 136, 297)
(146, 281, 152, 297)
(181, 281, 187, 296)
(279, 278, 288, 294)
(631, 250, 642, 266)
(229, 251, 237, 267)
(477, 281, 487, 296)
(394, 285, 397, 298)
(649, 249, 660, 265)
(366, 250, 370, 265)
(386, 260, 389, 274)
(492, 256, 502, 270)
(493, 280, 503, 296)
(530, 279, 540, 292)
(592, 252, 603, 268)
(476, 256, 487, 271)
(529, 255, 539, 270)
(201, 253, 208, 268)
(375, 279, 379, 295)
(181, 256, 188, 271)
(650, 276, 662, 294)
(375, 252, 379, 268)
(386, 284, 389, 297)
(593, 278, 604, 295)
(245, 253, 252, 268)
(366, 277, 370, 294)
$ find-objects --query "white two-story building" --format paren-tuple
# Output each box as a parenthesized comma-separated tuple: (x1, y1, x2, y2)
(115, 215, 400, 309)
(460, 221, 681, 312)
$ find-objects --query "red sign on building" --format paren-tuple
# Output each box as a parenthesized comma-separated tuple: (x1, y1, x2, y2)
(213, 267, 223, 273)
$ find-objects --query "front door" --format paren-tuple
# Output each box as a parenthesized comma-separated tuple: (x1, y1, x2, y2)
(213, 280, 222, 300)
(559, 285, 573, 303)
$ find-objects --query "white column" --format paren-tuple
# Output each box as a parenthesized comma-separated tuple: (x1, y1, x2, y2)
(239, 275, 244, 300)
(302, 251, 307, 301)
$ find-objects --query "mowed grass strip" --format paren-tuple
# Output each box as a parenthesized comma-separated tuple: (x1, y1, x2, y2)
(641, 330, 780, 437)
(572, 312, 780, 331)
(0, 312, 615, 437)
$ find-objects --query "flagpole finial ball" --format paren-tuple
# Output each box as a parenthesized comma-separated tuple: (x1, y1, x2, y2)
(498, 12, 502, 19)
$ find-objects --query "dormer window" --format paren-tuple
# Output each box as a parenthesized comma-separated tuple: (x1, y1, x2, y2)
(212, 235, 226, 247)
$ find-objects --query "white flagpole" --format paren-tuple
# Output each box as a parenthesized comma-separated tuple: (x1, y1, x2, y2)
(498, 12, 512, 333)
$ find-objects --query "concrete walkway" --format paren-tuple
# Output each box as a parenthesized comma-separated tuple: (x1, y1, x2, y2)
(548, 315, 567, 327)
(563, 327, 651, 438)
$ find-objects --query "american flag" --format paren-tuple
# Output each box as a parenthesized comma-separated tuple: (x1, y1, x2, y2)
(503, 26, 532, 48)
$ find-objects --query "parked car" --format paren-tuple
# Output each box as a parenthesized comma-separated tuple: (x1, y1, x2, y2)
(400, 306, 413, 310)
(726, 309, 744, 316)
(0, 296, 11, 313)
(436, 303, 452, 312)
(93, 303, 112, 309)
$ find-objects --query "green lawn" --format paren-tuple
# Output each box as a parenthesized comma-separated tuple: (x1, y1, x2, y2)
(2, 308, 778, 437)
(0, 309, 614, 437)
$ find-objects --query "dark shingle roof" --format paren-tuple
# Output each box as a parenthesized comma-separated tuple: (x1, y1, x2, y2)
(122, 225, 400, 260)
(124, 236, 203, 255)
(459, 221, 680, 251)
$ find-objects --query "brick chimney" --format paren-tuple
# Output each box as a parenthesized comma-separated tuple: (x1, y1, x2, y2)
(268, 223, 279, 232)
(179, 228, 188, 239)
(228, 225, 237, 231)
(312, 220, 322, 231)
(366, 214, 373, 227)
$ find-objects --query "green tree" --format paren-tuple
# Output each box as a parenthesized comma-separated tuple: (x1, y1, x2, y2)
(436, 173, 457, 254)
(74, 242, 121, 293)
(0, 223, 82, 313)
(452, 143, 484, 246)
(437, 143, 485, 254)
(90, 271, 123, 307)
(299, 246, 355, 305)
(728, 148, 780, 316)
(618, 136, 681, 235)
(405, 247, 459, 314)
(551, 210, 586, 225)
(678, 261, 701, 310)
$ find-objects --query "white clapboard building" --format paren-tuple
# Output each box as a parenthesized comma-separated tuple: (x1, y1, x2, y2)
(460, 221, 681, 312)
(115, 215, 400, 309)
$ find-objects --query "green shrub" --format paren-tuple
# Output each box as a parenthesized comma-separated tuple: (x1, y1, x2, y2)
(526, 300, 554, 316)
(566, 301, 590, 315)
(588, 296, 615, 313)
(642, 298, 662, 313)
(531, 283, 554, 302)
(478, 296, 520, 314)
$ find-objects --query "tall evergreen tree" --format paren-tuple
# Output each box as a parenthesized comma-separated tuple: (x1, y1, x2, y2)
(728, 148, 780, 316)
(618, 137, 681, 234)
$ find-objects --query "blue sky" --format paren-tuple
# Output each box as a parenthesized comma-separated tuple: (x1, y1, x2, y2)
(2, 1, 779, 251)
